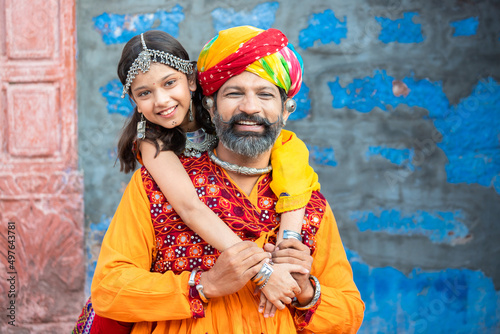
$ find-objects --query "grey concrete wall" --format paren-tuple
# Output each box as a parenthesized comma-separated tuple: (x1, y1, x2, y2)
(76, 1, 500, 332)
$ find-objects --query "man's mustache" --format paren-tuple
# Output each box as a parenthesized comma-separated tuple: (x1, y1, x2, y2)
(218, 113, 280, 127)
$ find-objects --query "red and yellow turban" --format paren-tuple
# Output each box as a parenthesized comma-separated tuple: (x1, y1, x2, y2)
(197, 26, 303, 97)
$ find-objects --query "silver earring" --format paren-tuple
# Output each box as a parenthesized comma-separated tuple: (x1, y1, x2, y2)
(137, 113, 146, 140)
(285, 99, 297, 113)
(202, 96, 214, 110)
(188, 99, 194, 122)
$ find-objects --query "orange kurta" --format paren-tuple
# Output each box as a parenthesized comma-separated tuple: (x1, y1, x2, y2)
(91, 152, 364, 333)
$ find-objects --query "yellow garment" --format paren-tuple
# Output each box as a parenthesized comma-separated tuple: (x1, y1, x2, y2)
(91, 170, 364, 334)
(271, 129, 320, 213)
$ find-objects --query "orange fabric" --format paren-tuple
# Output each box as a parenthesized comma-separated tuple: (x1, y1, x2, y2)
(91, 156, 364, 333)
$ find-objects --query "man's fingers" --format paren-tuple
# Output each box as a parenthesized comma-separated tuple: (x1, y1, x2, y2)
(276, 239, 309, 251)
(244, 257, 271, 280)
(225, 240, 260, 255)
(263, 243, 275, 252)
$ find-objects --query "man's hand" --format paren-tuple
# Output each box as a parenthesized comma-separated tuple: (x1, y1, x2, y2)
(200, 241, 270, 298)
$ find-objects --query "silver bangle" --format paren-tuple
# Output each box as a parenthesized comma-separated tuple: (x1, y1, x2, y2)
(283, 230, 302, 242)
(188, 268, 201, 287)
(251, 262, 273, 286)
(196, 284, 209, 303)
(292, 275, 321, 310)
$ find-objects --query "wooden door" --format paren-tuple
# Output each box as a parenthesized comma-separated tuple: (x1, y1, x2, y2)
(0, 0, 84, 331)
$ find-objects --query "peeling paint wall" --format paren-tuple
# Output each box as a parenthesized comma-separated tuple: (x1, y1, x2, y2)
(76, 1, 500, 332)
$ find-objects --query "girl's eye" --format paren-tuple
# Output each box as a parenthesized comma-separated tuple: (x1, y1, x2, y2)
(138, 91, 150, 97)
(165, 79, 176, 86)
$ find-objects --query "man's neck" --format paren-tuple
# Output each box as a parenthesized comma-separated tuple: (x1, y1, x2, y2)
(214, 144, 271, 196)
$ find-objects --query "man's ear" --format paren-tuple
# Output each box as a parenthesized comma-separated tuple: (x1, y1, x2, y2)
(202, 95, 216, 116)
(282, 98, 294, 124)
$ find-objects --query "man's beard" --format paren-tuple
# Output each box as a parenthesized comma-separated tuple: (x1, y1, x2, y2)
(212, 110, 283, 158)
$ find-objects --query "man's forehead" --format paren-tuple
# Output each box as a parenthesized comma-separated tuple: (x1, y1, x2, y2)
(219, 71, 278, 92)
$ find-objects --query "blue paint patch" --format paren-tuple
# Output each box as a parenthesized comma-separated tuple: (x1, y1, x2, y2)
(436, 78, 500, 189)
(329, 70, 449, 114)
(347, 249, 500, 333)
(376, 12, 425, 44)
(93, 5, 185, 44)
(307, 145, 337, 167)
(450, 17, 479, 37)
(298, 9, 347, 49)
(366, 146, 415, 170)
(100, 79, 134, 117)
(328, 72, 500, 193)
(85, 216, 112, 295)
(350, 209, 469, 244)
(211, 2, 279, 32)
(289, 82, 311, 120)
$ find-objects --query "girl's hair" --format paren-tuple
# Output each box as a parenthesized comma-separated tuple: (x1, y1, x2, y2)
(116, 30, 214, 173)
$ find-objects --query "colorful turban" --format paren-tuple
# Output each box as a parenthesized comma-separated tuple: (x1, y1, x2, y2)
(197, 26, 303, 97)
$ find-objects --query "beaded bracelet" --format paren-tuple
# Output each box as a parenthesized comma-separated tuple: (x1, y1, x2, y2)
(291, 275, 321, 310)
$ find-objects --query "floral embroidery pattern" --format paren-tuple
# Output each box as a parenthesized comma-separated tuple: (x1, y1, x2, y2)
(141, 152, 327, 319)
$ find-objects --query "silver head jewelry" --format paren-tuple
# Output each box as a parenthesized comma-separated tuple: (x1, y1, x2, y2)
(121, 33, 194, 98)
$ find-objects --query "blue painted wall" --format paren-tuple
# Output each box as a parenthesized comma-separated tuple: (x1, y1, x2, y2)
(76, 1, 500, 332)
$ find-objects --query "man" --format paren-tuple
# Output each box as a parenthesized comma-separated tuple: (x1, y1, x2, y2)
(90, 26, 364, 333)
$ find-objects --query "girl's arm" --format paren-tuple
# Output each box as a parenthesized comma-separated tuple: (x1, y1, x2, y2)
(270, 129, 320, 246)
(141, 141, 302, 313)
(277, 208, 306, 246)
(140, 140, 241, 251)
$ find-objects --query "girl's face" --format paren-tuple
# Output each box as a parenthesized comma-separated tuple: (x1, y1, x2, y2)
(130, 63, 197, 132)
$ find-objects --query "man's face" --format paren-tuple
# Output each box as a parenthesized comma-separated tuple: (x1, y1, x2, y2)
(211, 71, 290, 158)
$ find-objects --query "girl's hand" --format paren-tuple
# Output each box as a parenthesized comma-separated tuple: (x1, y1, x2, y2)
(255, 262, 308, 317)
(270, 239, 315, 306)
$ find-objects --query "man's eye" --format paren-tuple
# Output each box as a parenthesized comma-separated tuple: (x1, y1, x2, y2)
(259, 93, 274, 98)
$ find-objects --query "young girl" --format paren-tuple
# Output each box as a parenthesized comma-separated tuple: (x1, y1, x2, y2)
(73, 30, 319, 333)
(117, 31, 318, 255)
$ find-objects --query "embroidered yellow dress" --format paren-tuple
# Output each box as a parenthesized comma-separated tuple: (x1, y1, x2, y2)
(90, 149, 364, 333)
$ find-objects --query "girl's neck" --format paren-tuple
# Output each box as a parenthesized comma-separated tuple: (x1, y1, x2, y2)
(180, 119, 200, 133)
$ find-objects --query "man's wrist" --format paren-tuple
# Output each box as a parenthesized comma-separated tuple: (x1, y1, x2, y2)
(199, 270, 215, 298)
(293, 276, 321, 310)
(295, 277, 315, 305)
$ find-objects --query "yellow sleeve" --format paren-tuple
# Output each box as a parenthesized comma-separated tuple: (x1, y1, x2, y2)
(301, 203, 365, 333)
(90, 169, 193, 322)
(270, 129, 320, 213)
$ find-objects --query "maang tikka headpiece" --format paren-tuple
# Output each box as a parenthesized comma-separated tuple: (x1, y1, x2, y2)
(121, 33, 194, 98)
